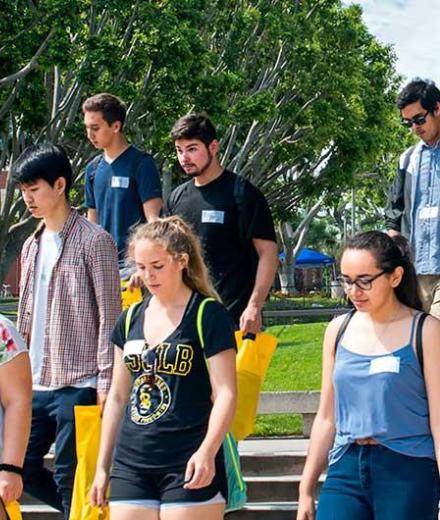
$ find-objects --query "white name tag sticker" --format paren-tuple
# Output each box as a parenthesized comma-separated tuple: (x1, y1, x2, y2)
(419, 206, 439, 219)
(369, 356, 400, 375)
(124, 340, 144, 357)
(111, 176, 129, 189)
(201, 210, 225, 224)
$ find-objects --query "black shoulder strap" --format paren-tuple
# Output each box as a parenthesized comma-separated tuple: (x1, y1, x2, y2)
(416, 312, 428, 372)
(233, 174, 247, 243)
(401, 144, 417, 172)
(334, 309, 356, 351)
(88, 154, 103, 189)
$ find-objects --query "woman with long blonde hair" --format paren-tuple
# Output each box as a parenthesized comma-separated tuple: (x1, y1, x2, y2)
(90, 216, 236, 520)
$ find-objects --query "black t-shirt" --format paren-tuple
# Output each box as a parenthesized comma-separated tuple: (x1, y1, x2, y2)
(110, 292, 236, 472)
(165, 170, 276, 323)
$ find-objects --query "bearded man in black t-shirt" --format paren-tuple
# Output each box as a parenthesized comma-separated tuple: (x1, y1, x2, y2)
(164, 113, 278, 334)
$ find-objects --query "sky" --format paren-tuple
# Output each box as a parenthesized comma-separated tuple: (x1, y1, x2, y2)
(343, 0, 440, 84)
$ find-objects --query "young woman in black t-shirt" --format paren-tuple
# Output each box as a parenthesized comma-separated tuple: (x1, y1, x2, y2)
(90, 216, 237, 520)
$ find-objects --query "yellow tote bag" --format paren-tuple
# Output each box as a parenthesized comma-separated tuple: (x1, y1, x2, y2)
(231, 331, 278, 440)
(5, 500, 21, 520)
(120, 281, 142, 310)
(69, 406, 108, 520)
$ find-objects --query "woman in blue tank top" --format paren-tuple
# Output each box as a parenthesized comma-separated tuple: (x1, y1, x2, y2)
(298, 231, 440, 520)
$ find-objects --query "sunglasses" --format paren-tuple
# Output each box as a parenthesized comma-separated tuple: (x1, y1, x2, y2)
(337, 270, 387, 291)
(141, 343, 157, 389)
(401, 110, 430, 128)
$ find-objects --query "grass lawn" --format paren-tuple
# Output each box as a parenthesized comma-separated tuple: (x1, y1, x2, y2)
(252, 320, 327, 436)
(262, 321, 327, 391)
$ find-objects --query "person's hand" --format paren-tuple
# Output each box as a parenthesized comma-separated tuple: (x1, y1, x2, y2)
(127, 272, 144, 291)
(90, 468, 108, 507)
(297, 493, 315, 520)
(0, 471, 23, 503)
(97, 392, 107, 412)
(184, 449, 216, 490)
(239, 302, 262, 336)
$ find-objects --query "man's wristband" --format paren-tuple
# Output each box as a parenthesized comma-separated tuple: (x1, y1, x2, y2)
(0, 464, 23, 476)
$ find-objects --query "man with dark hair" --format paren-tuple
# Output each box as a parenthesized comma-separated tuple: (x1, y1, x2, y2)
(165, 113, 278, 333)
(385, 78, 440, 316)
(83, 92, 162, 275)
(15, 144, 120, 519)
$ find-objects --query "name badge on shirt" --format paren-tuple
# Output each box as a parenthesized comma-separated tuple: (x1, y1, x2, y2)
(369, 356, 400, 375)
(419, 206, 439, 220)
(201, 210, 225, 224)
(124, 340, 144, 357)
(111, 176, 129, 189)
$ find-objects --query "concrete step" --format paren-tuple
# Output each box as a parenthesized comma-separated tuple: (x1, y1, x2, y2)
(21, 504, 63, 520)
(245, 474, 323, 502)
(228, 501, 299, 519)
(240, 451, 307, 476)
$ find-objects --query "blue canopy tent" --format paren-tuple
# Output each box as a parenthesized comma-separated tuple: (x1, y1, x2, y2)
(295, 248, 335, 269)
(294, 248, 341, 296)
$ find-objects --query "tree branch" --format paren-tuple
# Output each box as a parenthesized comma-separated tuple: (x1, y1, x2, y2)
(0, 28, 55, 86)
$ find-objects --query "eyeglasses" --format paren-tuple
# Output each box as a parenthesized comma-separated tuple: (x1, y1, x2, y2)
(337, 270, 388, 291)
(141, 343, 157, 389)
(401, 110, 430, 128)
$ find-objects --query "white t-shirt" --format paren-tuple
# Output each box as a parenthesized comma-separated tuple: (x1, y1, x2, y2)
(30, 230, 96, 390)
(30, 230, 61, 386)
(0, 314, 29, 459)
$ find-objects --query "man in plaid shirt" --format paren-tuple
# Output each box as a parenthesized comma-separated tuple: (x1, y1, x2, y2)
(15, 144, 120, 519)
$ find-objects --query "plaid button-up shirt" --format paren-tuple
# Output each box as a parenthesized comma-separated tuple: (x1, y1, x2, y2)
(17, 210, 121, 393)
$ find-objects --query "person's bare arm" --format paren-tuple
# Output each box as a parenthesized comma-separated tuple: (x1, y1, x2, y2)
(422, 317, 440, 476)
(0, 352, 32, 502)
(297, 317, 343, 520)
(142, 198, 162, 222)
(87, 208, 97, 224)
(240, 238, 278, 335)
(184, 349, 236, 489)
(90, 348, 131, 506)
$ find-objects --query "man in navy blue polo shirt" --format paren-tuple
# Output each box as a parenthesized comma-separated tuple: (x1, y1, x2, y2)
(83, 93, 162, 276)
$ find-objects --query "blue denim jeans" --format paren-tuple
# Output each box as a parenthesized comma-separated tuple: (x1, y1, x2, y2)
(23, 387, 97, 520)
(317, 444, 440, 520)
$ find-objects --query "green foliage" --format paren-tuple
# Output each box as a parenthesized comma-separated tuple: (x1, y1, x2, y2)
(0, 0, 401, 283)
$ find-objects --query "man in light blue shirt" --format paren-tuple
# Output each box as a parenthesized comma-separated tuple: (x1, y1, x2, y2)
(385, 79, 440, 316)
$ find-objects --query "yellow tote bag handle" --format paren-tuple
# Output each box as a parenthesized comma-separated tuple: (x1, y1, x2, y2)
(5, 501, 22, 520)
(69, 405, 109, 520)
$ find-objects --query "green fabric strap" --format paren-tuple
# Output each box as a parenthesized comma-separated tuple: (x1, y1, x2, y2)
(196, 297, 246, 494)
(196, 297, 216, 350)
(124, 301, 142, 340)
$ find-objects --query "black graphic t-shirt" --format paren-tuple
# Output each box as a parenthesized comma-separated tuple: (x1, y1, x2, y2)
(110, 292, 236, 471)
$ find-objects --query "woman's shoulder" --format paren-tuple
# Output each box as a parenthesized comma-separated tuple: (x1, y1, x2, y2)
(327, 311, 355, 334)
(195, 293, 231, 319)
(420, 312, 440, 337)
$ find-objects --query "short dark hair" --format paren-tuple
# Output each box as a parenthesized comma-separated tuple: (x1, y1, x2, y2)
(171, 113, 217, 147)
(82, 92, 127, 128)
(343, 231, 422, 311)
(397, 78, 440, 112)
(13, 144, 73, 199)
